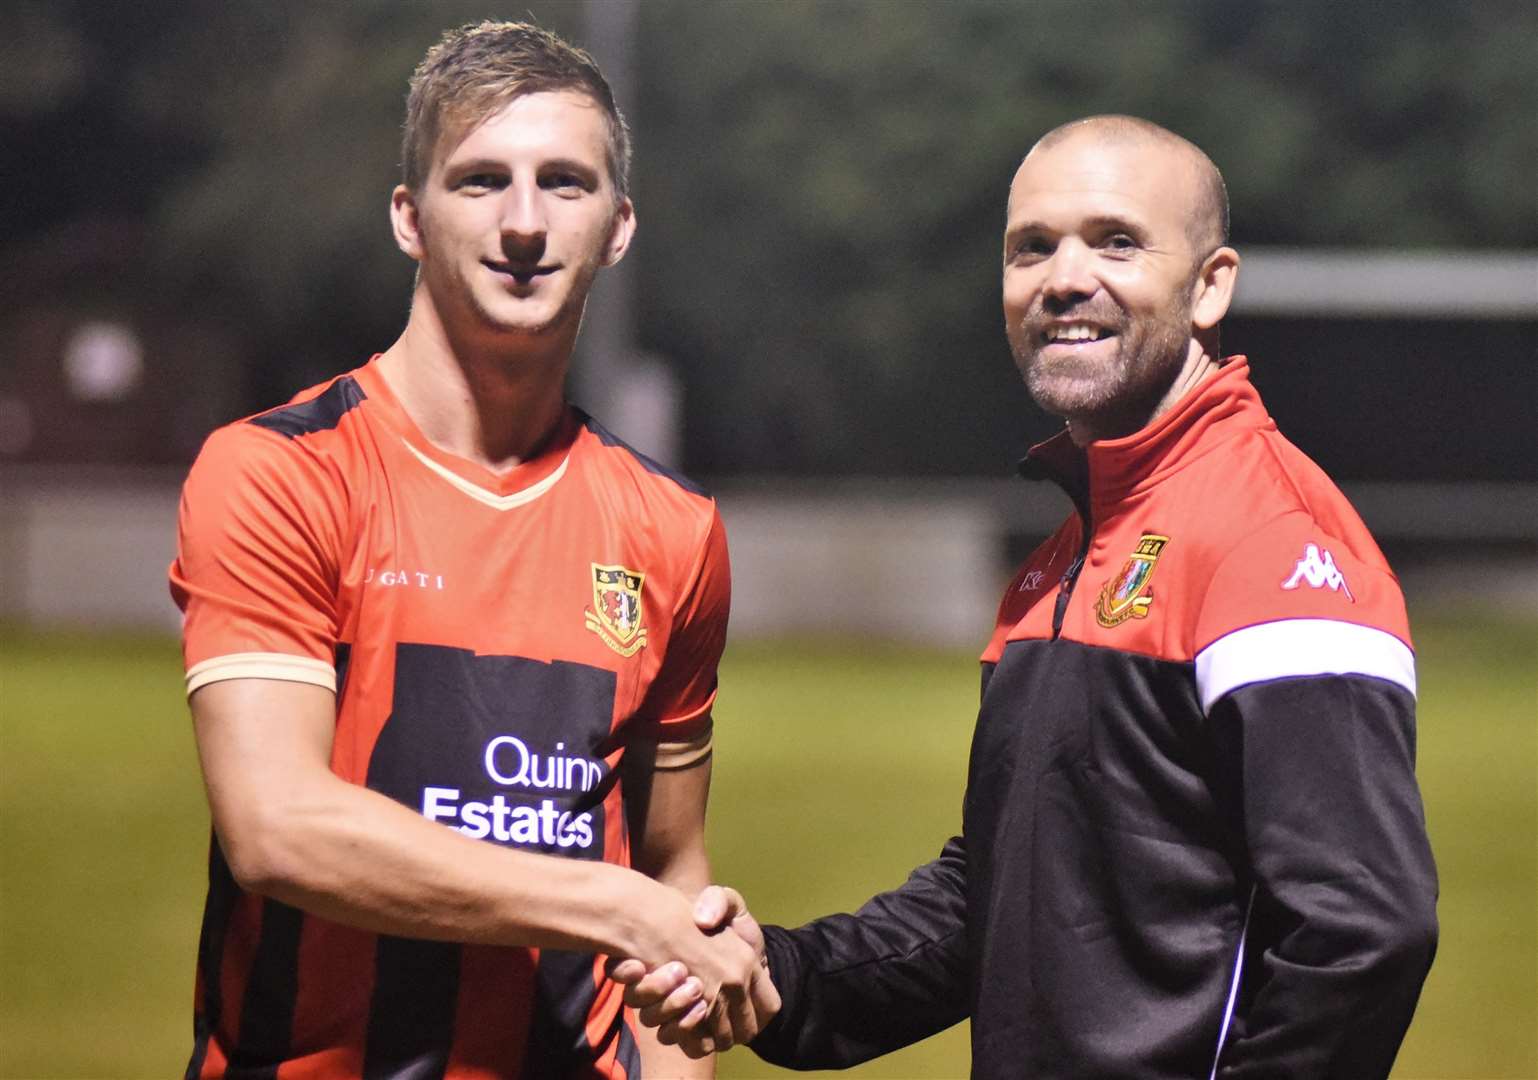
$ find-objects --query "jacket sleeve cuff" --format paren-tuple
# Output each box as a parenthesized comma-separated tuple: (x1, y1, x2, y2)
(749, 925, 805, 1064)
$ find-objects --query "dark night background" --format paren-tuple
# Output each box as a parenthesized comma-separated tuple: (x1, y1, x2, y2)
(1, 7, 1534, 1077)
(1, 0, 1534, 482)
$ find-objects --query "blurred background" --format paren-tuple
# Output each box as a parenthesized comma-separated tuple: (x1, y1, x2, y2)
(1, 1, 1533, 1076)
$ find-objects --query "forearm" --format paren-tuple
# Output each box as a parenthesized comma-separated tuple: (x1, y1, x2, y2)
(1211, 676, 1438, 1076)
(623, 750, 716, 1077)
(752, 837, 971, 1070)
(217, 769, 659, 955)
(193, 678, 695, 965)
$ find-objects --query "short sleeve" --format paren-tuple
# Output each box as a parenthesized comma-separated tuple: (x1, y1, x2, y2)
(169, 423, 346, 696)
(1192, 513, 1414, 714)
(629, 506, 730, 762)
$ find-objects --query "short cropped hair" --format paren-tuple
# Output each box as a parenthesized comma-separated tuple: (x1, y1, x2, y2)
(1033, 115, 1229, 257)
(402, 20, 632, 199)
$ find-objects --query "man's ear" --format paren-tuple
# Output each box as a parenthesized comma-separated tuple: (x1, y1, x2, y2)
(390, 184, 424, 261)
(601, 197, 637, 268)
(1192, 246, 1240, 331)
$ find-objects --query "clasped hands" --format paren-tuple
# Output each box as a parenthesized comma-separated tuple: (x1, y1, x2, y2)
(607, 885, 780, 1057)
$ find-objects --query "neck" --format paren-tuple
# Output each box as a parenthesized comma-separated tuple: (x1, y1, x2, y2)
(1065, 341, 1221, 447)
(377, 287, 574, 471)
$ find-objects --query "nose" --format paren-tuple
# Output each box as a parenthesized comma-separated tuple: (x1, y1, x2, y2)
(498, 178, 547, 253)
(1039, 238, 1097, 306)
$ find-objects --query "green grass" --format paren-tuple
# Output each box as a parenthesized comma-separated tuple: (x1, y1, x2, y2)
(2, 611, 1533, 1078)
(1391, 605, 1538, 1080)
(1, 629, 207, 1077)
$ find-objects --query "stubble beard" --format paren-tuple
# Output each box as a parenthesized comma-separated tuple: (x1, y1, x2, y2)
(430, 261, 592, 355)
(1015, 296, 1194, 436)
(418, 226, 598, 347)
(466, 271, 567, 340)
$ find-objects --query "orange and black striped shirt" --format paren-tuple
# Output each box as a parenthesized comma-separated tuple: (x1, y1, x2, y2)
(170, 357, 729, 1079)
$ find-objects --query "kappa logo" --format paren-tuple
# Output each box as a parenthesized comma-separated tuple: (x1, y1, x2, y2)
(1281, 543, 1355, 602)
(585, 563, 648, 657)
(1095, 534, 1169, 627)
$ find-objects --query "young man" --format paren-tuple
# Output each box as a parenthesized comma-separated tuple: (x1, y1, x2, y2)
(618, 116, 1439, 1078)
(170, 21, 772, 1079)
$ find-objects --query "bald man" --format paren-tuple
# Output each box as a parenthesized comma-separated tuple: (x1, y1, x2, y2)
(616, 116, 1438, 1078)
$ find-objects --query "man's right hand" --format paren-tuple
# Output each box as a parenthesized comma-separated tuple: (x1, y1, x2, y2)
(610, 885, 780, 1056)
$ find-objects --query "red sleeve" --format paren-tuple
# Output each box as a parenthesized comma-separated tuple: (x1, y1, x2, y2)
(1192, 513, 1414, 714)
(630, 505, 730, 745)
(168, 423, 346, 695)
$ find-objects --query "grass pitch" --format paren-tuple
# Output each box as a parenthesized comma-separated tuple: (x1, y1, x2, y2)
(1, 608, 1533, 1078)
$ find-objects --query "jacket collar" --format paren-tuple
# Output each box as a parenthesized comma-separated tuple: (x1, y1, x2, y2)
(1019, 357, 1272, 513)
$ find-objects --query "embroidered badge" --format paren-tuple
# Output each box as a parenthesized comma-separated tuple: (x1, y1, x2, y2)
(585, 564, 649, 656)
(1094, 534, 1169, 627)
(1280, 542, 1354, 602)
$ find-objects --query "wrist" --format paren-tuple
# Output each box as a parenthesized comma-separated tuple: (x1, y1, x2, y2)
(500, 858, 652, 955)
(589, 863, 670, 958)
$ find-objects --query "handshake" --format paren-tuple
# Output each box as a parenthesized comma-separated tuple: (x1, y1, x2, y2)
(607, 885, 781, 1058)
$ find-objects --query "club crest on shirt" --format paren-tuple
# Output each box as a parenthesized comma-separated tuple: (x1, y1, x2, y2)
(1095, 534, 1169, 627)
(585, 563, 648, 657)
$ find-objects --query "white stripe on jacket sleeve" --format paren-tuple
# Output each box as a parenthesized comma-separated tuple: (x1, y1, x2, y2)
(1195, 618, 1416, 714)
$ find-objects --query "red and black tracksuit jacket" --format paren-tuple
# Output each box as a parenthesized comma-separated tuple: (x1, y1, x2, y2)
(751, 360, 1438, 1078)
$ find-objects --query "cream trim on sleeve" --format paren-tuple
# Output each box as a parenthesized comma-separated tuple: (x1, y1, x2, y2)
(651, 720, 715, 770)
(185, 652, 337, 696)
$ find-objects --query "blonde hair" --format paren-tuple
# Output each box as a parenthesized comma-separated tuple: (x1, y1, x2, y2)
(401, 20, 632, 199)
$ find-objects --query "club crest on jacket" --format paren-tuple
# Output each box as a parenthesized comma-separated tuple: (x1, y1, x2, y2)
(1095, 534, 1169, 627)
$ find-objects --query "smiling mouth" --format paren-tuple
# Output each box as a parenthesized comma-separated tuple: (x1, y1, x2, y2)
(1040, 322, 1115, 346)
(484, 260, 558, 285)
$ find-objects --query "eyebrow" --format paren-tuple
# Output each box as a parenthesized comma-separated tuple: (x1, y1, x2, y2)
(1004, 219, 1049, 244)
(538, 158, 602, 181)
(440, 157, 602, 180)
(1079, 213, 1148, 237)
(440, 157, 508, 179)
(1004, 213, 1149, 246)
